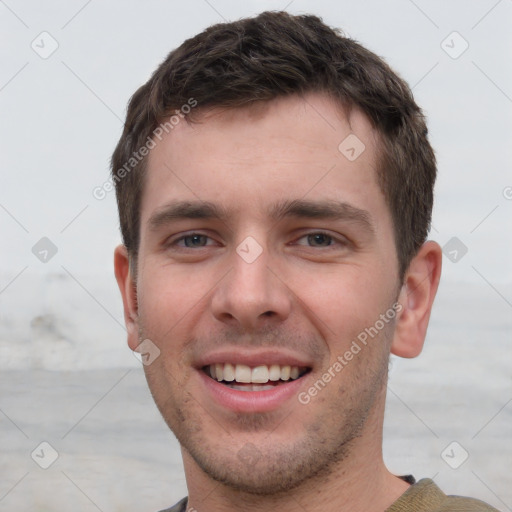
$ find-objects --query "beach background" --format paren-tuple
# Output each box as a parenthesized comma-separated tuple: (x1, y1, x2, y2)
(1, 1, 511, 511)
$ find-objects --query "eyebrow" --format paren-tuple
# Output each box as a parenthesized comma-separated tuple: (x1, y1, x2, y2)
(148, 198, 375, 234)
(269, 199, 375, 234)
(148, 201, 230, 231)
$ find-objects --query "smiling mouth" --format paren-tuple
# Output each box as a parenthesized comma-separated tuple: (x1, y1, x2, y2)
(203, 363, 311, 391)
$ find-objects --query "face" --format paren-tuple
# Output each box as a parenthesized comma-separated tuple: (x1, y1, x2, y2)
(130, 93, 403, 493)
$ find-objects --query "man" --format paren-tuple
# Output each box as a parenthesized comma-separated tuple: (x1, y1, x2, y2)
(112, 11, 498, 512)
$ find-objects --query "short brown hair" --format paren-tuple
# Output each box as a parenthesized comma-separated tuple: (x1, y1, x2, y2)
(111, 11, 436, 279)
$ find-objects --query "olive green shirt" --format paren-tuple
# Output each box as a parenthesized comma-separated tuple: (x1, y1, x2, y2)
(386, 478, 499, 511)
(159, 478, 499, 512)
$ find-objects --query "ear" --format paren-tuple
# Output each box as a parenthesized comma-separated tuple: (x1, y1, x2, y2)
(114, 244, 140, 351)
(391, 241, 442, 358)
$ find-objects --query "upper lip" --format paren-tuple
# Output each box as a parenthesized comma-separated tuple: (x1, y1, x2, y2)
(194, 348, 314, 369)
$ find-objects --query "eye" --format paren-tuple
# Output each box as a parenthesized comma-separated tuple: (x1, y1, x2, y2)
(304, 233, 333, 247)
(295, 232, 340, 248)
(172, 233, 214, 248)
(162, 231, 223, 260)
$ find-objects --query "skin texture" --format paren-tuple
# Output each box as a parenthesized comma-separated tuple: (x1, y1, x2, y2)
(115, 93, 442, 512)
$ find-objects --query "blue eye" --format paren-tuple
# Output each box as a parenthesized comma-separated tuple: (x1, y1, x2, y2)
(306, 233, 333, 247)
(177, 234, 210, 247)
(295, 232, 338, 247)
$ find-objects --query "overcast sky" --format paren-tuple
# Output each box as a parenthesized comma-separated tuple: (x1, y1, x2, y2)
(1, 0, 511, 288)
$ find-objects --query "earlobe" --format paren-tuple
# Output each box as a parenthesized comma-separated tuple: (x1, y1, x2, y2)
(114, 244, 140, 351)
(391, 241, 442, 359)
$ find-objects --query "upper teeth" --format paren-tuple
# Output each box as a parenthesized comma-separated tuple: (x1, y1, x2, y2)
(209, 363, 301, 383)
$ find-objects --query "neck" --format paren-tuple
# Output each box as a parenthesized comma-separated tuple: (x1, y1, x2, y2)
(183, 390, 409, 512)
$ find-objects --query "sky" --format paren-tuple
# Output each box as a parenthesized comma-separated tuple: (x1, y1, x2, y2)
(1, 0, 511, 287)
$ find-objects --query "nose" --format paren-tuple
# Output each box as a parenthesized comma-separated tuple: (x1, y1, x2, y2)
(211, 247, 293, 331)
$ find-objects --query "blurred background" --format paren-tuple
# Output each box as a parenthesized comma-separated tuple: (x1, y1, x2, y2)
(1, 0, 511, 510)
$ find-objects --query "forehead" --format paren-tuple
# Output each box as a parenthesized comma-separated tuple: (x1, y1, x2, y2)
(140, 93, 386, 228)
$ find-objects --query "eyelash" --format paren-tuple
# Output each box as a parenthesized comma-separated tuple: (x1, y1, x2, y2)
(167, 231, 347, 250)
(292, 232, 345, 249)
(170, 233, 217, 248)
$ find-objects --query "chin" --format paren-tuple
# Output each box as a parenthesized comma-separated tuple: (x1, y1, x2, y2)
(179, 426, 354, 496)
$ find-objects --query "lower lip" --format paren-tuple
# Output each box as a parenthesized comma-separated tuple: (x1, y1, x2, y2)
(198, 370, 306, 413)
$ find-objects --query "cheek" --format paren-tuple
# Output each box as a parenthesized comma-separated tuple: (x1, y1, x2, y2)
(137, 262, 212, 330)
(289, 266, 390, 338)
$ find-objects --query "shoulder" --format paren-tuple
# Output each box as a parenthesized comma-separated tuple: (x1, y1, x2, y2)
(387, 479, 499, 512)
(437, 494, 500, 512)
(157, 497, 188, 512)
